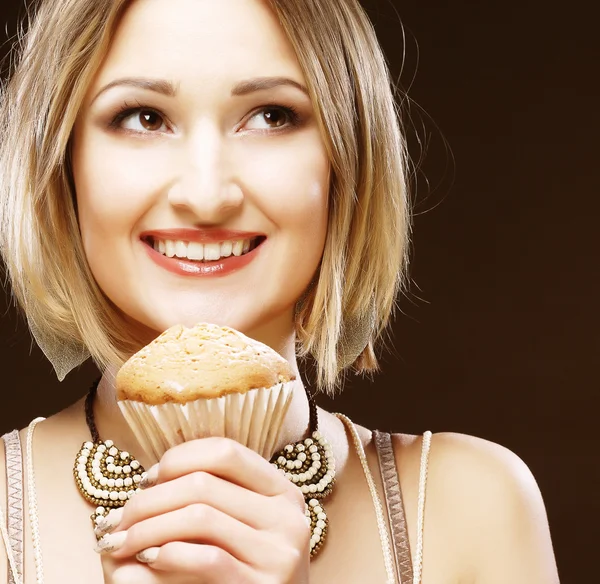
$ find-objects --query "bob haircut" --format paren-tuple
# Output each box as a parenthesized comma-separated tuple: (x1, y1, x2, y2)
(0, 0, 409, 393)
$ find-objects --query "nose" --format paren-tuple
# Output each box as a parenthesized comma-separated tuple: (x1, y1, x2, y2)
(167, 125, 243, 223)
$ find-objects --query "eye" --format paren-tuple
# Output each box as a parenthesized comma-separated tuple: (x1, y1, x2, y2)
(244, 105, 300, 131)
(109, 103, 168, 134)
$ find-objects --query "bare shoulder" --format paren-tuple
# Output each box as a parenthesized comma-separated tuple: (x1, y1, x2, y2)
(391, 431, 560, 584)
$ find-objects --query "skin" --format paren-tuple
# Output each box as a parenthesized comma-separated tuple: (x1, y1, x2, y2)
(0, 0, 560, 582)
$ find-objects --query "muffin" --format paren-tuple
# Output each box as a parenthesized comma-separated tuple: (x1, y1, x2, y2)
(116, 323, 296, 464)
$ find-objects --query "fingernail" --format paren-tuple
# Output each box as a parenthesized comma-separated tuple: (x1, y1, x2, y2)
(139, 464, 159, 489)
(94, 507, 124, 537)
(136, 546, 160, 564)
(94, 531, 127, 554)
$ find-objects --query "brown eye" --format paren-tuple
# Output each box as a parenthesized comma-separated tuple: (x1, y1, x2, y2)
(245, 106, 301, 131)
(262, 108, 287, 128)
(138, 110, 164, 132)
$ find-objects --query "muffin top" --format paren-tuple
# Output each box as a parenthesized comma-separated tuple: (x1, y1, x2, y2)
(116, 323, 296, 405)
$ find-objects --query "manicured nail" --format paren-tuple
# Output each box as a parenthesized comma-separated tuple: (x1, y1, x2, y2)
(139, 464, 159, 489)
(94, 507, 124, 537)
(136, 546, 160, 564)
(94, 531, 127, 554)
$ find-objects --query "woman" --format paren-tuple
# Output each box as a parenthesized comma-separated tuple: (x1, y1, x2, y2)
(0, 0, 559, 582)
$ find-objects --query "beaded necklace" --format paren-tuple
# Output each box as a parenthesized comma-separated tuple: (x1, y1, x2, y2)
(73, 378, 336, 557)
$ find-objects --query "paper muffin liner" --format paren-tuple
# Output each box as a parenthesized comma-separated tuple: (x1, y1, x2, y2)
(118, 380, 295, 465)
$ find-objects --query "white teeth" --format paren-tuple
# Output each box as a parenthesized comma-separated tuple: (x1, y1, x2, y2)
(165, 240, 176, 258)
(152, 237, 256, 261)
(175, 240, 187, 258)
(220, 241, 233, 258)
(187, 242, 204, 261)
(204, 242, 221, 261)
(232, 240, 244, 257)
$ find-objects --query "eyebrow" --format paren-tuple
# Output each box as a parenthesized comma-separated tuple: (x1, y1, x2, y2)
(90, 76, 309, 104)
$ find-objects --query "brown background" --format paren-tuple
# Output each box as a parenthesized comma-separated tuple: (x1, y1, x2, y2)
(0, 1, 597, 582)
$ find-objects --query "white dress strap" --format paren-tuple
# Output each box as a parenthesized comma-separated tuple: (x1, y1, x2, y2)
(413, 431, 432, 584)
(1, 430, 24, 584)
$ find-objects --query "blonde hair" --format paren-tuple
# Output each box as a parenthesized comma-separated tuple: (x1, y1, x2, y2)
(0, 0, 409, 393)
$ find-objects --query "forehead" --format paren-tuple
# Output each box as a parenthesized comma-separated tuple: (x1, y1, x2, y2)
(89, 0, 303, 97)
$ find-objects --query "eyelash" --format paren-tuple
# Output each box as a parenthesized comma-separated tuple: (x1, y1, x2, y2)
(108, 99, 302, 133)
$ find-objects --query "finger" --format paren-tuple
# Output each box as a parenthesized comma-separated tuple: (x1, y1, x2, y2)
(106, 471, 286, 535)
(138, 542, 253, 582)
(109, 503, 270, 565)
(147, 437, 301, 502)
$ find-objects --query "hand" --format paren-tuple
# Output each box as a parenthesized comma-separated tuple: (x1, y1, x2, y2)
(96, 438, 311, 584)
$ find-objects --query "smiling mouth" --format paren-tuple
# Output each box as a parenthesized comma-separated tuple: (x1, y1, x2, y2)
(143, 235, 265, 262)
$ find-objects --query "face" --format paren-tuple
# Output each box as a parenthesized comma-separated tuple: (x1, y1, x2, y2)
(72, 0, 330, 351)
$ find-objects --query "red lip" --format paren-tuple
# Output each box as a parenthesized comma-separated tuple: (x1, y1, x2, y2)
(140, 228, 264, 244)
(141, 236, 265, 277)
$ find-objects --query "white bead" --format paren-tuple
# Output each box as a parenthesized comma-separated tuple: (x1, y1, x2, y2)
(130, 460, 140, 470)
(285, 444, 294, 453)
(109, 447, 118, 456)
(94, 488, 103, 499)
(107, 479, 115, 488)
(309, 445, 318, 453)
(123, 465, 131, 474)
(314, 527, 323, 536)
(316, 519, 326, 529)
(104, 440, 114, 448)
(106, 463, 115, 473)
(100, 477, 108, 487)
(84, 442, 94, 450)
(313, 461, 321, 470)
(312, 453, 321, 461)
(313, 431, 322, 440)
(96, 506, 105, 515)
(97, 444, 106, 452)
(114, 466, 123, 474)
(301, 485, 309, 494)
(297, 444, 305, 452)
(305, 438, 313, 446)
(102, 490, 110, 499)
(77, 455, 87, 464)
(309, 499, 318, 507)
(85, 484, 94, 495)
(106, 456, 114, 464)
(292, 475, 299, 483)
(115, 478, 124, 488)
(286, 460, 295, 470)
(133, 474, 141, 483)
(124, 477, 133, 487)
(76, 463, 85, 472)
(94, 451, 103, 460)
(277, 456, 286, 465)
(314, 506, 323, 514)
(294, 460, 302, 469)
(298, 453, 307, 462)
(91, 460, 100, 469)
(78, 470, 87, 480)
(317, 484, 325, 492)
(127, 490, 135, 497)
(317, 513, 326, 521)
(118, 491, 127, 501)
(94, 472, 103, 482)
(81, 449, 90, 457)
(309, 485, 317, 493)
(109, 491, 119, 501)
(120, 451, 129, 460)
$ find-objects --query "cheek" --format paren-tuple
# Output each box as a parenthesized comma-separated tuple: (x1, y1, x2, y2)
(240, 136, 330, 238)
(72, 129, 167, 243)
